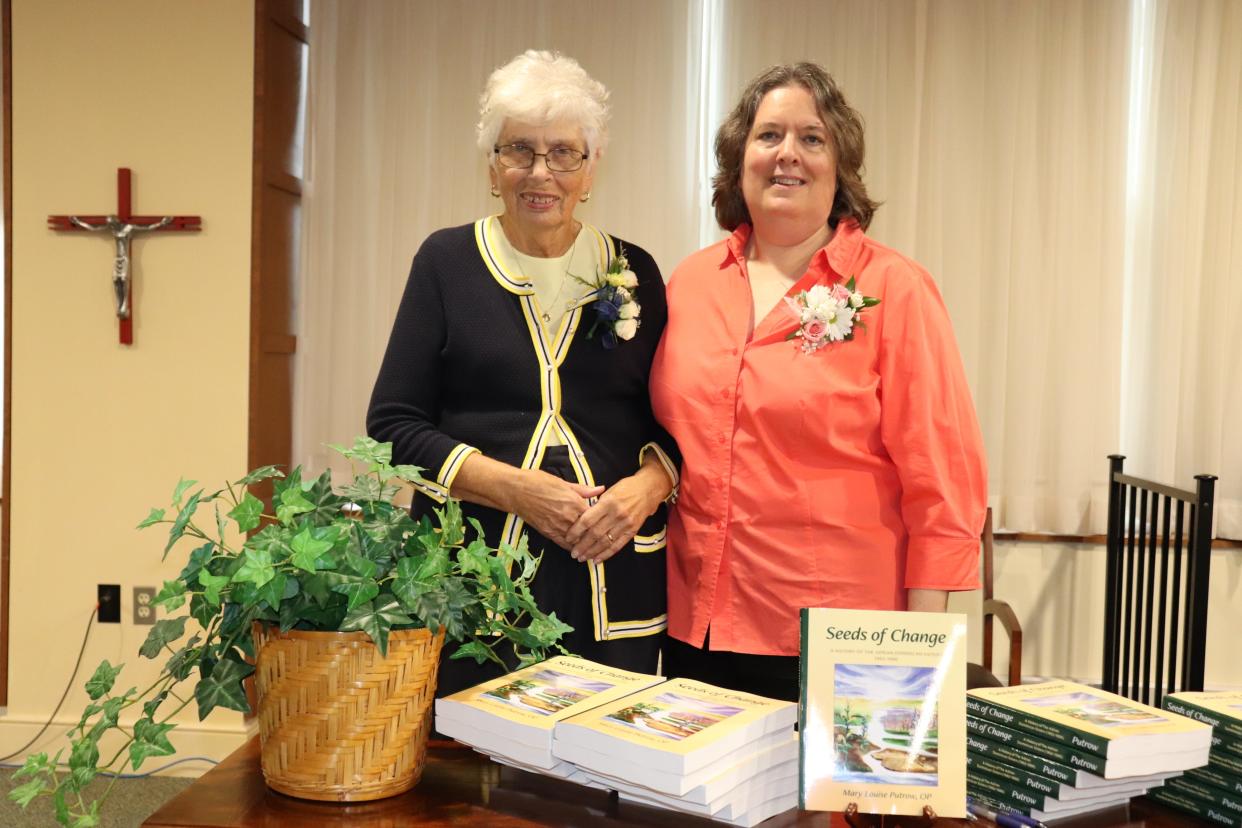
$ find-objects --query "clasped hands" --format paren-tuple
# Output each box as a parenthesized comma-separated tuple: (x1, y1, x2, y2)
(509, 462, 668, 563)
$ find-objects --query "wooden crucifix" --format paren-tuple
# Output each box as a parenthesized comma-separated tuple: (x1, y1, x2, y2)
(49, 168, 201, 345)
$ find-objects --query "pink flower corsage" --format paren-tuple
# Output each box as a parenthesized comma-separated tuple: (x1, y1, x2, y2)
(784, 277, 880, 354)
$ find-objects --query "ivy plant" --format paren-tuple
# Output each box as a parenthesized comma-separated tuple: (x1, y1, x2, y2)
(8, 437, 569, 827)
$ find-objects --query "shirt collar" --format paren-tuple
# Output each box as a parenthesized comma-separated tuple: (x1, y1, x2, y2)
(722, 218, 865, 280)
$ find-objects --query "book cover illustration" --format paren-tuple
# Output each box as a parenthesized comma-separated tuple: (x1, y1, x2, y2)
(800, 607, 967, 818)
(1023, 691, 1164, 728)
(831, 665, 939, 786)
(605, 691, 744, 741)
(482, 669, 615, 716)
(968, 680, 1212, 760)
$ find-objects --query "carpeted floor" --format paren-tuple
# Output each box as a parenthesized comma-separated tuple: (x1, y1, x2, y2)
(0, 767, 193, 827)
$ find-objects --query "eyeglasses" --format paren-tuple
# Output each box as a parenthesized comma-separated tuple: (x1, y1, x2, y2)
(494, 143, 589, 172)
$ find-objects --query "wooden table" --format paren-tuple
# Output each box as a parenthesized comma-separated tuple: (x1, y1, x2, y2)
(142, 737, 1207, 827)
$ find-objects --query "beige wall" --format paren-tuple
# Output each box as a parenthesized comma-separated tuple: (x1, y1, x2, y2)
(3, 0, 255, 770)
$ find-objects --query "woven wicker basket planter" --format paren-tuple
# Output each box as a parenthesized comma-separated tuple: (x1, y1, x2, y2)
(252, 623, 444, 802)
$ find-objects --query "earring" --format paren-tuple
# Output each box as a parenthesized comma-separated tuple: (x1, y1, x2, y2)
(580, 191, 592, 203)
(490, 186, 500, 198)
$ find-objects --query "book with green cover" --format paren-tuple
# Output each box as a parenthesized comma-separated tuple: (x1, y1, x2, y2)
(1188, 764, 1242, 797)
(965, 750, 1152, 801)
(1166, 692, 1242, 740)
(968, 680, 1212, 764)
(1211, 750, 1242, 779)
(967, 763, 1144, 814)
(799, 608, 967, 818)
(1165, 775, 1242, 816)
(965, 730, 1175, 789)
(1147, 786, 1242, 827)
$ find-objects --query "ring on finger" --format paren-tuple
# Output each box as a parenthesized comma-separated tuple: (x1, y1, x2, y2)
(606, 530, 615, 542)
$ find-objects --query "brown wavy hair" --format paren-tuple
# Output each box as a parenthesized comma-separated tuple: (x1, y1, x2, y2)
(712, 62, 878, 232)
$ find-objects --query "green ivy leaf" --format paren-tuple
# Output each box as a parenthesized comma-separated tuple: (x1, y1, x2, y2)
(153, 579, 187, 611)
(448, 640, 494, 664)
(68, 735, 100, 790)
(232, 547, 275, 588)
(84, 660, 122, 700)
(166, 636, 202, 681)
(54, 787, 69, 824)
(197, 569, 230, 607)
(289, 526, 333, 572)
(139, 617, 188, 659)
(331, 579, 379, 612)
(143, 689, 170, 719)
(392, 464, 426, 482)
(71, 801, 101, 828)
(177, 542, 215, 584)
(456, 538, 492, 577)
(74, 703, 102, 732)
(341, 475, 383, 502)
(526, 611, 574, 648)
(413, 546, 451, 581)
(189, 593, 215, 629)
(339, 598, 413, 657)
(129, 718, 177, 770)
(228, 492, 265, 533)
(11, 751, 51, 781)
(164, 489, 204, 557)
(330, 436, 391, 467)
(7, 777, 45, 808)
(435, 499, 465, 547)
(235, 464, 284, 487)
(93, 695, 128, 734)
(195, 657, 254, 718)
(275, 486, 314, 525)
(257, 570, 290, 609)
(171, 477, 197, 508)
(136, 507, 165, 529)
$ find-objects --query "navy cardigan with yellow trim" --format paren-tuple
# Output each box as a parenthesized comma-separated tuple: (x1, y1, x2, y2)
(367, 221, 680, 640)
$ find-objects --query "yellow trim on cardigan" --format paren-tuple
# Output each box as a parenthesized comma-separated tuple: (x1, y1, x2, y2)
(633, 527, 667, 553)
(437, 443, 480, 493)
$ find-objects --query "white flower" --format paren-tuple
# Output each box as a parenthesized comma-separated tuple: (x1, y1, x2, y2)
(606, 269, 639, 289)
(614, 318, 639, 340)
(849, 292, 864, 309)
(803, 284, 834, 313)
(824, 305, 856, 340)
(618, 300, 640, 319)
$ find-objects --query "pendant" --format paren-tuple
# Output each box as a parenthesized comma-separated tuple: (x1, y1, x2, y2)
(542, 312, 551, 323)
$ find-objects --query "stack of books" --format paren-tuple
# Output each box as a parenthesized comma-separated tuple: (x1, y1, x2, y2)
(434, 656, 664, 781)
(554, 678, 799, 826)
(1150, 691, 1242, 826)
(434, 659, 798, 826)
(966, 680, 1213, 823)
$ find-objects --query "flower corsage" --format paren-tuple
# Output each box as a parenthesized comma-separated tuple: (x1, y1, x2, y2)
(784, 277, 880, 354)
(576, 249, 640, 349)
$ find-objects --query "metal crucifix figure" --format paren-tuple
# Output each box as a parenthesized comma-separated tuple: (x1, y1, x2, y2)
(68, 214, 173, 320)
(49, 168, 201, 345)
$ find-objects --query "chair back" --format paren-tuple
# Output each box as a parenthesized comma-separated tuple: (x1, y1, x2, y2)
(1102, 455, 1216, 708)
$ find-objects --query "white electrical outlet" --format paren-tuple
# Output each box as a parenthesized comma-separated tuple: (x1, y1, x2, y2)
(133, 586, 157, 625)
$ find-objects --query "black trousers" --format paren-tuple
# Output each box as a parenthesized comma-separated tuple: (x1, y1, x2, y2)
(663, 629, 801, 703)
(435, 446, 661, 698)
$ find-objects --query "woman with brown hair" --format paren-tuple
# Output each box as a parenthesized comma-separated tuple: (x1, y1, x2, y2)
(650, 63, 987, 702)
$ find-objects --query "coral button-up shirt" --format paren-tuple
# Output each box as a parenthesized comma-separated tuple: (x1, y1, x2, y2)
(649, 220, 987, 657)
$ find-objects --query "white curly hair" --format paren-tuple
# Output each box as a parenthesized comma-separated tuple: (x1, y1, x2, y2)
(476, 50, 610, 165)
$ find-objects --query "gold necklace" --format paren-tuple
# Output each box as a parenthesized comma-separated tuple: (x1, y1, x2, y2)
(507, 229, 581, 324)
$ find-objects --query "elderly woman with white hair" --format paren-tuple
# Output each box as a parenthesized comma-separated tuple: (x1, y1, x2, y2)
(368, 50, 678, 695)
